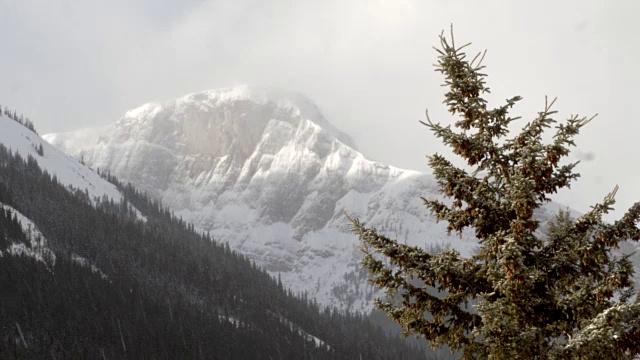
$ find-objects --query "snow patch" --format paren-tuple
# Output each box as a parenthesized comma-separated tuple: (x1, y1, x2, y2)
(71, 254, 109, 280)
(0, 202, 56, 268)
(270, 311, 332, 350)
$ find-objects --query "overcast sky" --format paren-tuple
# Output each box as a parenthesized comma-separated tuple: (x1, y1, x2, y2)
(1, 0, 639, 218)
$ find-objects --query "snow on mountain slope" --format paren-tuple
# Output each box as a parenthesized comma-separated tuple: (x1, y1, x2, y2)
(0, 116, 122, 204)
(70, 254, 109, 280)
(0, 202, 56, 268)
(1, 201, 107, 278)
(45, 86, 578, 312)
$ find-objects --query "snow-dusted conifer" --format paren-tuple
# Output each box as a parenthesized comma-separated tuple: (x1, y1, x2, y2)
(350, 28, 640, 359)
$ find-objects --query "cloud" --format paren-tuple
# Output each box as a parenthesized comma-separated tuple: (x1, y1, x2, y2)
(1, 0, 639, 219)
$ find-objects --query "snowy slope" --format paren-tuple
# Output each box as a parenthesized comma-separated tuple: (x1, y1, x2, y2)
(1, 201, 107, 278)
(0, 202, 56, 268)
(0, 116, 128, 277)
(0, 116, 122, 203)
(44, 86, 584, 313)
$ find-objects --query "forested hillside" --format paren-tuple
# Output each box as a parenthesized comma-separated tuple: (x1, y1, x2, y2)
(0, 116, 430, 359)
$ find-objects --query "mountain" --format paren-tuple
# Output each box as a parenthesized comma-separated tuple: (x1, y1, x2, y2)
(45, 86, 485, 313)
(0, 113, 429, 358)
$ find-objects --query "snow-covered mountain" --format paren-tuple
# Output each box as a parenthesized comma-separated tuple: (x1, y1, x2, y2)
(43, 86, 569, 312)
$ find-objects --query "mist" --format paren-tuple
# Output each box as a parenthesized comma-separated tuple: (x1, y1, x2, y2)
(1, 0, 639, 218)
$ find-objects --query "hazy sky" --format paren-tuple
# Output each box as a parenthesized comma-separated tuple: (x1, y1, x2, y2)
(1, 0, 639, 218)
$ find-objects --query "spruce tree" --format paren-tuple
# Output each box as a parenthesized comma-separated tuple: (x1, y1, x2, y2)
(350, 29, 640, 359)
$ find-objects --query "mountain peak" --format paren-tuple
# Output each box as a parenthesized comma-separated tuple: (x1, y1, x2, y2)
(45, 87, 469, 312)
(121, 86, 355, 150)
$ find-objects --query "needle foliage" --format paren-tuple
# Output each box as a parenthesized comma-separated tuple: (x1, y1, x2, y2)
(350, 29, 640, 359)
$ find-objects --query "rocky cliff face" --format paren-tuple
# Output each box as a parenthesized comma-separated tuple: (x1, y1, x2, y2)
(44, 86, 489, 312)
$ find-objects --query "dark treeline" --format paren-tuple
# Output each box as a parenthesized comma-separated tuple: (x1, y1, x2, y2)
(0, 205, 28, 249)
(0, 105, 37, 134)
(0, 143, 431, 359)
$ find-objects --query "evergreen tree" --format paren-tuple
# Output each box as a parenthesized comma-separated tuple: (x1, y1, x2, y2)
(350, 29, 640, 359)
